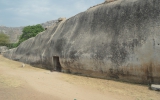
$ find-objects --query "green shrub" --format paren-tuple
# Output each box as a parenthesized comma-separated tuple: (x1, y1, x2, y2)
(8, 24, 44, 48)
(18, 24, 44, 45)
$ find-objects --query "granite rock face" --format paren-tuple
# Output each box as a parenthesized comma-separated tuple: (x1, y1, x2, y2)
(3, 0, 160, 84)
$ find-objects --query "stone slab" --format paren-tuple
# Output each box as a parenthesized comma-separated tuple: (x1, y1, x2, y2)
(151, 84, 160, 91)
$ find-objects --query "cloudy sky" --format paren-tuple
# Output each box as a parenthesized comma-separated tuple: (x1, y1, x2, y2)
(0, 0, 104, 27)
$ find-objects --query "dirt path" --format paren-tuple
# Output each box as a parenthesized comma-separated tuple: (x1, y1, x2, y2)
(0, 55, 159, 100)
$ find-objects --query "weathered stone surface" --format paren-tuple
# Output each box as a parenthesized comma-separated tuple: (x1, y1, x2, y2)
(104, 0, 117, 3)
(3, 0, 160, 84)
(151, 84, 160, 91)
(0, 46, 8, 54)
(58, 18, 66, 22)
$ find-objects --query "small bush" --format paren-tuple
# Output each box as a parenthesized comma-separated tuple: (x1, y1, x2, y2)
(8, 24, 44, 48)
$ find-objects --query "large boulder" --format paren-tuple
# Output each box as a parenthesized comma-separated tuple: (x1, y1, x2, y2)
(58, 17, 66, 22)
(3, 0, 160, 84)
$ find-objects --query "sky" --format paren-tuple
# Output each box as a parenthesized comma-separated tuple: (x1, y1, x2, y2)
(0, 0, 104, 27)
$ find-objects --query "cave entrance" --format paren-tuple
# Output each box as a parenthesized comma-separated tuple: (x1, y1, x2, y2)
(53, 56, 62, 72)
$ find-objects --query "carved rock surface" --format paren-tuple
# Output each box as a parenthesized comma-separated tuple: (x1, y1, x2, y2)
(3, 0, 160, 84)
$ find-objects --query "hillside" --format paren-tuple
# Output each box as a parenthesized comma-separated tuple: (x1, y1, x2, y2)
(0, 20, 56, 43)
(0, 26, 23, 43)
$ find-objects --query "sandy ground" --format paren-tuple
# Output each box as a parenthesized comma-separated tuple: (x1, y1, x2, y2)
(0, 55, 159, 100)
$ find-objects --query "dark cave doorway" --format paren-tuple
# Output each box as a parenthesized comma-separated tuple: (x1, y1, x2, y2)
(52, 56, 62, 72)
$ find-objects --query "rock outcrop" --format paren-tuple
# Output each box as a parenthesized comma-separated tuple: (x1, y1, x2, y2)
(3, 0, 160, 84)
(58, 18, 66, 22)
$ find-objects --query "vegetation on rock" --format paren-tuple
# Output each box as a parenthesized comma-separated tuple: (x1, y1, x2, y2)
(6, 24, 44, 48)
(20, 24, 44, 42)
